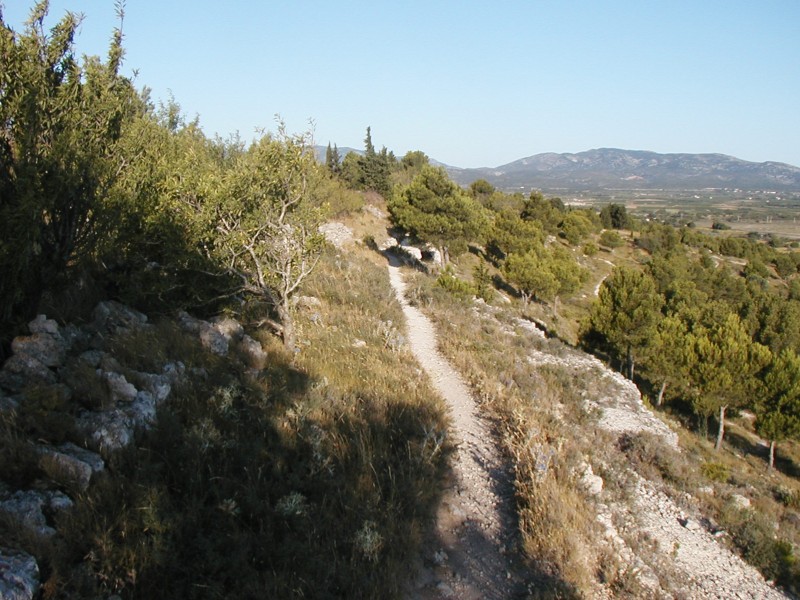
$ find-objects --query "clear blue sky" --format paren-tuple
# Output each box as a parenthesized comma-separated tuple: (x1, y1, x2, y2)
(4, 0, 800, 168)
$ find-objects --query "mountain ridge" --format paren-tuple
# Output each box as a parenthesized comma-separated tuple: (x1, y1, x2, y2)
(443, 148, 800, 192)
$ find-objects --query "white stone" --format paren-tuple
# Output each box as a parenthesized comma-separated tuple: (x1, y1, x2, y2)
(0, 548, 39, 600)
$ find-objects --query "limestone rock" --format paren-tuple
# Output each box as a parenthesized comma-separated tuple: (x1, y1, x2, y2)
(129, 371, 172, 404)
(76, 409, 133, 453)
(11, 335, 66, 369)
(0, 490, 72, 538)
(92, 301, 147, 334)
(400, 238, 423, 261)
(0, 548, 39, 600)
(319, 222, 353, 249)
(378, 237, 398, 251)
(210, 316, 244, 343)
(0, 354, 57, 391)
(730, 494, 751, 510)
(578, 463, 604, 496)
(177, 311, 229, 356)
(239, 335, 267, 369)
(27, 315, 59, 337)
(38, 442, 104, 491)
(102, 372, 138, 404)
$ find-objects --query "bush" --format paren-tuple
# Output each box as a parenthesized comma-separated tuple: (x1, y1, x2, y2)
(701, 461, 731, 483)
(436, 266, 477, 300)
(599, 230, 624, 249)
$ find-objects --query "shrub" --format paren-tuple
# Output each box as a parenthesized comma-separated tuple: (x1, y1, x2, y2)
(701, 461, 731, 483)
(436, 266, 477, 300)
(599, 230, 624, 249)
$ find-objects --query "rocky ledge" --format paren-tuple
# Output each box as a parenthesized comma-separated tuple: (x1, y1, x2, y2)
(0, 301, 267, 598)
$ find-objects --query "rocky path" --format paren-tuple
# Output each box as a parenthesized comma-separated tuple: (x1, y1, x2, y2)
(387, 257, 529, 599)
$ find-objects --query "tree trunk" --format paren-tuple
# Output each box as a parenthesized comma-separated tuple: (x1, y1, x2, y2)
(277, 301, 296, 353)
(714, 405, 727, 451)
(656, 381, 668, 407)
(769, 440, 776, 471)
(626, 344, 634, 380)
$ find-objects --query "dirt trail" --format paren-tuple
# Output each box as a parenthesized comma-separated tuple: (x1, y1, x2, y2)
(387, 257, 529, 599)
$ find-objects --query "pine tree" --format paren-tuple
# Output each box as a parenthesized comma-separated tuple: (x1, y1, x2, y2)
(756, 349, 800, 469)
(588, 267, 664, 379)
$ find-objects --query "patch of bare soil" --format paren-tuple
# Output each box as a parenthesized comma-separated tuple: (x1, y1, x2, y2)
(387, 257, 530, 599)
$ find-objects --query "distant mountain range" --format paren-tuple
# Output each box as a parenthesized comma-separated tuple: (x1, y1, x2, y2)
(444, 149, 800, 192)
(314, 146, 800, 192)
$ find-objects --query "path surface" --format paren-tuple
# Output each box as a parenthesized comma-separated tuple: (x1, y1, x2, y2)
(387, 257, 529, 599)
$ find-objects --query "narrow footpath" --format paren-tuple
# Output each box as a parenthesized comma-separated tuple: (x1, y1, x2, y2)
(387, 256, 529, 599)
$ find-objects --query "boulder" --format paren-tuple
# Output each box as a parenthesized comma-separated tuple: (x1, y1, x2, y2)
(239, 335, 267, 369)
(11, 334, 66, 369)
(319, 222, 353, 249)
(210, 316, 244, 343)
(177, 312, 229, 356)
(0, 354, 57, 392)
(38, 442, 105, 491)
(578, 463, 604, 496)
(730, 493, 751, 510)
(75, 409, 133, 453)
(102, 372, 138, 404)
(27, 315, 59, 337)
(400, 239, 423, 261)
(378, 237, 398, 252)
(0, 548, 39, 600)
(129, 371, 172, 404)
(0, 490, 72, 538)
(92, 301, 147, 334)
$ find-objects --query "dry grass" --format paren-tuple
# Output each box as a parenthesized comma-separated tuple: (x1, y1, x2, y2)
(400, 265, 615, 597)
(0, 246, 451, 599)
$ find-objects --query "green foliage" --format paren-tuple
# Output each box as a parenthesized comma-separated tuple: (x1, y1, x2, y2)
(718, 506, 799, 587)
(502, 246, 587, 304)
(503, 252, 558, 303)
(436, 265, 477, 300)
(599, 230, 624, 249)
(600, 203, 630, 229)
(583, 242, 599, 256)
(341, 127, 393, 196)
(560, 211, 595, 245)
(520, 191, 565, 234)
(487, 209, 545, 260)
(469, 178, 495, 198)
(0, 2, 141, 329)
(210, 125, 327, 350)
(637, 222, 681, 254)
(773, 253, 798, 279)
(700, 461, 731, 483)
(472, 259, 494, 302)
(683, 307, 771, 449)
(586, 267, 664, 378)
(388, 165, 488, 262)
(755, 349, 800, 467)
(325, 142, 341, 174)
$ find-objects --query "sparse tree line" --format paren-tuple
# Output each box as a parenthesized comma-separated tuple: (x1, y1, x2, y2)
(584, 223, 800, 468)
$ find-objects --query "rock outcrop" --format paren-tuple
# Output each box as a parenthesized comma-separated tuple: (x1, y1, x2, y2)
(0, 303, 262, 594)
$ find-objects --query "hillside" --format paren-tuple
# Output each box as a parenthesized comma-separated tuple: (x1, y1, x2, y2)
(445, 148, 800, 192)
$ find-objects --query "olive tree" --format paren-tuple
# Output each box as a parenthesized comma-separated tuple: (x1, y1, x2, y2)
(211, 126, 326, 351)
